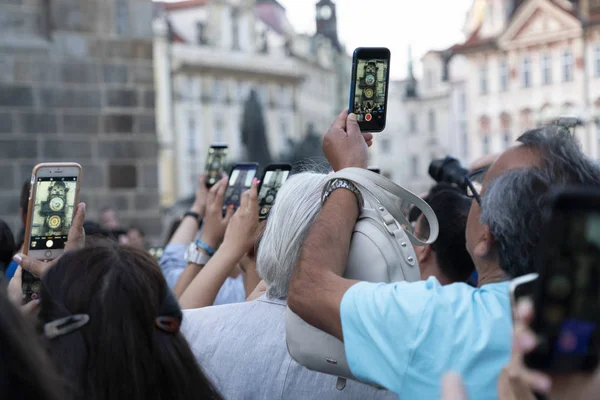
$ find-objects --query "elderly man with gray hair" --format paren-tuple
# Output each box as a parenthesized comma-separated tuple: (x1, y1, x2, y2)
(182, 172, 395, 400)
(288, 109, 600, 400)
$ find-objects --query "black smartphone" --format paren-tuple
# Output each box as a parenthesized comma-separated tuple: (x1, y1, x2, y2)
(205, 144, 228, 188)
(368, 167, 381, 174)
(258, 163, 292, 220)
(524, 187, 600, 374)
(223, 163, 259, 212)
(349, 47, 391, 133)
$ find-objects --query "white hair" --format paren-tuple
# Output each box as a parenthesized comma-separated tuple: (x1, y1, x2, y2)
(256, 172, 330, 299)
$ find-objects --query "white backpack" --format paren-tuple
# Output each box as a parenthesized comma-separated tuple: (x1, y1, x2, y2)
(286, 168, 439, 387)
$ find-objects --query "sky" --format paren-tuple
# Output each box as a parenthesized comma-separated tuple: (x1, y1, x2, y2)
(159, 0, 474, 80)
(278, 0, 473, 80)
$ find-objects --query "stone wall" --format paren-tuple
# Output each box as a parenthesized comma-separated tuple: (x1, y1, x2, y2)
(0, 0, 162, 243)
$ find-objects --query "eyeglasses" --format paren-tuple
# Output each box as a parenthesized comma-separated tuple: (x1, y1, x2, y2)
(465, 168, 486, 205)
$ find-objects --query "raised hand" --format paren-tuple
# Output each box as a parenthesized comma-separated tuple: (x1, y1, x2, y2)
(221, 178, 260, 260)
(200, 176, 234, 249)
(322, 109, 374, 172)
(191, 175, 210, 217)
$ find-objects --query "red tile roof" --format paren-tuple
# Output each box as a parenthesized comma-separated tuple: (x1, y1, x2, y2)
(164, 0, 210, 11)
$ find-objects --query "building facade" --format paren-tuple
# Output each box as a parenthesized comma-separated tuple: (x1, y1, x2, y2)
(454, 0, 600, 162)
(373, 50, 469, 195)
(154, 0, 348, 205)
(0, 0, 161, 240)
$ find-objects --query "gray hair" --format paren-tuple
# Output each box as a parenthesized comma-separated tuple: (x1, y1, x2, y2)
(480, 168, 551, 277)
(256, 172, 330, 299)
(480, 126, 600, 278)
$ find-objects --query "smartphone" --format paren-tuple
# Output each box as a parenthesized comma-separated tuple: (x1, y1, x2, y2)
(349, 47, 391, 133)
(509, 273, 538, 310)
(524, 187, 600, 374)
(22, 163, 82, 302)
(223, 163, 259, 212)
(205, 144, 228, 188)
(258, 164, 292, 220)
(368, 167, 381, 174)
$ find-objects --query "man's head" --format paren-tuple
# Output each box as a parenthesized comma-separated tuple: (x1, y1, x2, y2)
(413, 184, 474, 284)
(99, 207, 120, 230)
(257, 172, 329, 299)
(466, 126, 600, 280)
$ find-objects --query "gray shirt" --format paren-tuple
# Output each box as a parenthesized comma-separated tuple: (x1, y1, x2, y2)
(182, 295, 396, 400)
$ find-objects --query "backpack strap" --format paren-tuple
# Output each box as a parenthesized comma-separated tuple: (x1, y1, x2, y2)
(329, 168, 439, 246)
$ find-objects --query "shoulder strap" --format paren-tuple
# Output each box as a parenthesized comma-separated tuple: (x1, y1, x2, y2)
(330, 168, 439, 246)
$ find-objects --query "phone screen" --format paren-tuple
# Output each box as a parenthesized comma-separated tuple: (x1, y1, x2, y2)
(259, 168, 291, 220)
(223, 165, 258, 211)
(350, 48, 390, 133)
(526, 203, 600, 373)
(28, 176, 78, 252)
(206, 146, 228, 187)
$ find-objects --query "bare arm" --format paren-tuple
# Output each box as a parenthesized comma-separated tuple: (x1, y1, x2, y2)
(179, 246, 242, 309)
(288, 109, 372, 342)
(288, 189, 359, 341)
(168, 176, 208, 245)
(179, 180, 260, 308)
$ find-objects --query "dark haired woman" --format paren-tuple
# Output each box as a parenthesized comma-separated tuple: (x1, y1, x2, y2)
(35, 244, 222, 400)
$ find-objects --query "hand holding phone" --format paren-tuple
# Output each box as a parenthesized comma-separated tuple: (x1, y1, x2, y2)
(206, 145, 228, 188)
(258, 164, 292, 220)
(525, 187, 600, 374)
(22, 163, 82, 302)
(223, 163, 259, 213)
(349, 47, 391, 133)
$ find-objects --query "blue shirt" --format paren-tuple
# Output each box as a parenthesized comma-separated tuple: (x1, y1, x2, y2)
(340, 277, 512, 400)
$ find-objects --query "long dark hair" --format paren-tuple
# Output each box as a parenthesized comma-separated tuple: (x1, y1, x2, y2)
(39, 244, 222, 400)
(0, 283, 64, 400)
(0, 219, 15, 272)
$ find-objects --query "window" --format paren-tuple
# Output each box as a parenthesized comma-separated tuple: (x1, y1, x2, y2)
(461, 129, 469, 158)
(482, 135, 490, 155)
(480, 64, 488, 95)
(196, 22, 207, 45)
(499, 60, 508, 91)
(115, 0, 129, 35)
(187, 115, 196, 154)
(522, 56, 532, 88)
(542, 54, 552, 85)
(595, 45, 600, 77)
(380, 138, 391, 155)
(428, 110, 436, 134)
(214, 116, 224, 142)
(231, 8, 240, 50)
(410, 155, 419, 177)
(279, 117, 290, 155)
(409, 113, 417, 132)
(213, 79, 222, 101)
(503, 132, 511, 149)
(563, 49, 573, 82)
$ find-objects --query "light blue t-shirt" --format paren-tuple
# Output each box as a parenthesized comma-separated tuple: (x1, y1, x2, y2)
(340, 277, 512, 400)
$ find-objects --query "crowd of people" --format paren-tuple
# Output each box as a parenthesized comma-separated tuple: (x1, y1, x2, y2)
(1, 108, 600, 399)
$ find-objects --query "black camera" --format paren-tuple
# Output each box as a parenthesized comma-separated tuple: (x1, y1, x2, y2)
(428, 156, 469, 190)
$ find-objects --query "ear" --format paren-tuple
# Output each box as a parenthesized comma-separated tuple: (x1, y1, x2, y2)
(415, 244, 432, 265)
(472, 224, 495, 259)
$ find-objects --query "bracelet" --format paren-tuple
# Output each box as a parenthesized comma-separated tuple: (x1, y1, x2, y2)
(183, 211, 202, 225)
(322, 179, 364, 209)
(195, 239, 216, 257)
